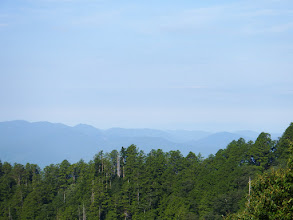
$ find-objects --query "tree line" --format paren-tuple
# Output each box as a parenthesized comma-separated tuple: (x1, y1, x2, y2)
(0, 123, 293, 219)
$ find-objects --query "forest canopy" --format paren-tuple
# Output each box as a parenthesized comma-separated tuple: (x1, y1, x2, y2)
(1, 123, 293, 219)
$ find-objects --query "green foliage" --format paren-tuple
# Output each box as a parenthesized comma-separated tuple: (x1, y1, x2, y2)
(0, 123, 292, 219)
(248, 132, 276, 170)
(227, 141, 293, 219)
(275, 122, 293, 167)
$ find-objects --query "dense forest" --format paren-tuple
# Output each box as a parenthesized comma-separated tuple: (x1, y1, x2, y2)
(0, 123, 293, 219)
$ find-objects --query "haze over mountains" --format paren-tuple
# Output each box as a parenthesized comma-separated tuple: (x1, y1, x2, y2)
(0, 120, 281, 167)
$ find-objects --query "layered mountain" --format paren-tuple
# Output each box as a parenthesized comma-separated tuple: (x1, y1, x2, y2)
(0, 120, 281, 167)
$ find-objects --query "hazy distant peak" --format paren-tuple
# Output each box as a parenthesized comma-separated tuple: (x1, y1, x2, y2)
(74, 123, 98, 129)
(2, 120, 30, 125)
(33, 121, 69, 127)
(0, 120, 284, 168)
(1, 120, 69, 128)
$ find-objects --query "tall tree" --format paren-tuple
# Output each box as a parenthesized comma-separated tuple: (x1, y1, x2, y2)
(249, 132, 275, 170)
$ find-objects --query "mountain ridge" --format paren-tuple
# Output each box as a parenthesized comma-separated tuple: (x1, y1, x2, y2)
(0, 120, 281, 167)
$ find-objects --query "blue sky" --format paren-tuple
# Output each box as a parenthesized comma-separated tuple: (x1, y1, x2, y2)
(0, 0, 292, 132)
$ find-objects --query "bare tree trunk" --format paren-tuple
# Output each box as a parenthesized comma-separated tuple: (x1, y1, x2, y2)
(91, 190, 94, 204)
(106, 173, 108, 190)
(249, 176, 251, 195)
(123, 163, 125, 179)
(63, 191, 66, 203)
(248, 176, 251, 205)
(91, 180, 94, 204)
(117, 154, 120, 177)
(8, 206, 12, 220)
(83, 203, 86, 220)
(101, 154, 104, 173)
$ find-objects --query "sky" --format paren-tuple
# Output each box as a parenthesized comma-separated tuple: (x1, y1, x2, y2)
(0, 0, 292, 133)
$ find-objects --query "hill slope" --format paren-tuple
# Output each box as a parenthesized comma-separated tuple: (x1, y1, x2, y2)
(0, 120, 275, 167)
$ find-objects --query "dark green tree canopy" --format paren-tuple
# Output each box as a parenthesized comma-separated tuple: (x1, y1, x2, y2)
(0, 123, 292, 219)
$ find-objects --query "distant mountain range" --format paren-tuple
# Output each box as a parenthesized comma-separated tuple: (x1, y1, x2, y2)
(0, 120, 282, 168)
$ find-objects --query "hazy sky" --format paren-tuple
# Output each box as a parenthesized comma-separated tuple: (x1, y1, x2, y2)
(0, 0, 292, 132)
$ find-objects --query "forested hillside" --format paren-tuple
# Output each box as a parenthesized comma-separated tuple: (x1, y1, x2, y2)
(0, 123, 292, 219)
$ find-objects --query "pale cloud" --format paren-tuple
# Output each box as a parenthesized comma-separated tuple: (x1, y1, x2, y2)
(268, 22, 293, 33)
(237, 8, 293, 18)
(241, 22, 293, 35)
(239, 9, 277, 17)
(157, 6, 227, 32)
(0, 13, 9, 28)
(27, 0, 95, 2)
(130, 3, 293, 36)
(169, 86, 207, 90)
(128, 5, 229, 35)
(71, 10, 122, 27)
